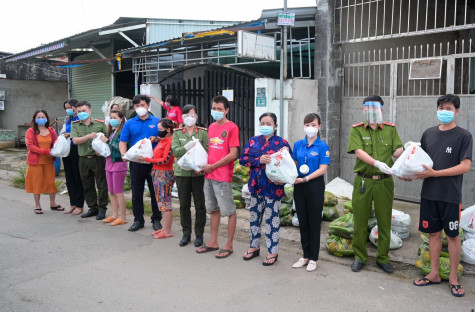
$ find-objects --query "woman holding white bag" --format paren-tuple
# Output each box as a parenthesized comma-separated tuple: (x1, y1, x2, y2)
(171, 105, 209, 247)
(291, 113, 330, 272)
(239, 112, 291, 266)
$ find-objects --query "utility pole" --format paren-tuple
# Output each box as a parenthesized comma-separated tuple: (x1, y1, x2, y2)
(279, 0, 287, 136)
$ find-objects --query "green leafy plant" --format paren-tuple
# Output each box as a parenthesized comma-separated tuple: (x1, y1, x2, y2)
(11, 167, 26, 189)
(123, 171, 131, 191)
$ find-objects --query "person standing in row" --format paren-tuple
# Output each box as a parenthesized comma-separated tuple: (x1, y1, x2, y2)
(196, 95, 240, 259)
(139, 118, 176, 239)
(101, 110, 128, 226)
(119, 94, 162, 232)
(150, 95, 183, 128)
(291, 113, 330, 272)
(240, 112, 290, 266)
(70, 101, 109, 220)
(171, 104, 209, 247)
(60, 99, 85, 215)
(347, 95, 404, 274)
(25, 109, 63, 214)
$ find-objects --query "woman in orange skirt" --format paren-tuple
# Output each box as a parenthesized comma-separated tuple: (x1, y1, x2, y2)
(25, 109, 63, 214)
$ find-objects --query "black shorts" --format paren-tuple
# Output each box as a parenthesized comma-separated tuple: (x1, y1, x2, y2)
(419, 198, 461, 237)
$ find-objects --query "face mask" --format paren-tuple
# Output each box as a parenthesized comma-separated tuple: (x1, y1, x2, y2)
(183, 117, 197, 127)
(437, 110, 455, 124)
(304, 127, 319, 138)
(157, 129, 168, 138)
(211, 110, 224, 121)
(135, 107, 148, 117)
(109, 119, 120, 128)
(66, 109, 74, 116)
(35, 118, 47, 126)
(259, 126, 274, 136)
(77, 112, 90, 121)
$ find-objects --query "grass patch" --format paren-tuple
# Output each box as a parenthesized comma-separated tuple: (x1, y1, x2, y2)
(123, 171, 131, 191)
(11, 167, 26, 189)
(125, 199, 153, 215)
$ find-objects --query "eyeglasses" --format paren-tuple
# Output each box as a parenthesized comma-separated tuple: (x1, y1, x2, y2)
(182, 114, 197, 118)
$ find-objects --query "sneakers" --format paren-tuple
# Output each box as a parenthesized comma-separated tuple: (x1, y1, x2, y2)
(292, 258, 318, 272)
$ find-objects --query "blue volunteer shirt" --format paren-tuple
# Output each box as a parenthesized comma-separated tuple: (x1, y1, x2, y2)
(65, 116, 80, 145)
(292, 137, 331, 176)
(120, 115, 160, 147)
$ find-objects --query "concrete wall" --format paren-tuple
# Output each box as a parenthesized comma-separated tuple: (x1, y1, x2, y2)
(0, 79, 68, 142)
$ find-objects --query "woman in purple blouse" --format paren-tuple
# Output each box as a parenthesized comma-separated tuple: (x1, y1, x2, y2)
(239, 112, 291, 266)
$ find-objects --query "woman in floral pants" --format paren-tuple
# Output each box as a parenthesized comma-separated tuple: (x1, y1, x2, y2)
(239, 113, 291, 266)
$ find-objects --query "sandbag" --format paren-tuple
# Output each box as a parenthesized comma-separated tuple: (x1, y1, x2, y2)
(177, 139, 208, 171)
(123, 138, 153, 163)
(265, 149, 298, 185)
(369, 225, 403, 250)
(50, 135, 71, 158)
(391, 143, 433, 178)
(91, 133, 111, 157)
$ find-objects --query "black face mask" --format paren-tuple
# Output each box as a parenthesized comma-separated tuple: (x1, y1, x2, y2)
(157, 130, 168, 138)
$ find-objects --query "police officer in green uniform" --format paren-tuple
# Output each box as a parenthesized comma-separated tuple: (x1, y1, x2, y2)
(71, 101, 109, 220)
(171, 104, 209, 247)
(347, 95, 404, 274)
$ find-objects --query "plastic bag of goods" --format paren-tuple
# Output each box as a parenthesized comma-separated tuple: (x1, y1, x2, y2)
(369, 225, 403, 249)
(50, 135, 71, 157)
(328, 213, 354, 239)
(460, 204, 475, 234)
(324, 191, 338, 206)
(324, 177, 353, 200)
(91, 133, 111, 157)
(265, 149, 298, 185)
(391, 143, 433, 178)
(292, 213, 299, 227)
(323, 205, 340, 221)
(280, 213, 293, 226)
(421, 228, 464, 247)
(123, 138, 153, 163)
(418, 243, 450, 259)
(282, 184, 294, 204)
(177, 139, 208, 171)
(343, 201, 353, 214)
(462, 238, 475, 264)
(234, 199, 245, 209)
(391, 209, 411, 240)
(233, 160, 250, 177)
(415, 256, 463, 280)
(241, 184, 251, 200)
(279, 203, 293, 217)
(326, 235, 355, 257)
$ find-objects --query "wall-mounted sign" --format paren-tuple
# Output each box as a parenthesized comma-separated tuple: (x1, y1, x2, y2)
(277, 12, 295, 26)
(256, 88, 266, 107)
(5, 41, 67, 62)
(0, 101, 4, 110)
(409, 58, 443, 79)
(237, 31, 276, 62)
(222, 89, 234, 102)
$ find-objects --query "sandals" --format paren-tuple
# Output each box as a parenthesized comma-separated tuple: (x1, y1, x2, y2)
(50, 205, 64, 211)
(263, 254, 278, 266)
(103, 216, 116, 223)
(71, 208, 83, 215)
(152, 229, 163, 236)
(64, 207, 76, 214)
(110, 219, 128, 226)
(153, 231, 173, 239)
(243, 249, 260, 261)
(413, 277, 441, 287)
(34, 208, 43, 214)
(216, 249, 233, 259)
(196, 245, 219, 254)
(449, 284, 465, 297)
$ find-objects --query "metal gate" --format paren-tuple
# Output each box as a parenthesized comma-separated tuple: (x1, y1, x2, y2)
(161, 66, 255, 149)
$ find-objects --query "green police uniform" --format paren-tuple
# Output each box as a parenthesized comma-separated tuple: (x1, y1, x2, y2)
(347, 121, 403, 264)
(70, 118, 109, 213)
(171, 126, 209, 237)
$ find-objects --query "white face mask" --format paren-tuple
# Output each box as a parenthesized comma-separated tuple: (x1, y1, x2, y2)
(304, 127, 319, 138)
(135, 107, 148, 117)
(183, 117, 197, 127)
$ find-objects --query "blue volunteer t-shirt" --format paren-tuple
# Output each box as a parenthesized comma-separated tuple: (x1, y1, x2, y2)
(65, 116, 80, 146)
(292, 137, 331, 176)
(120, 115, 160, 147)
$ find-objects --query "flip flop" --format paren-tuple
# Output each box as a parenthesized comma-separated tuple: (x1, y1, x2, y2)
(154, 232, 173, 239)
(71, 208, 83, 215)
(449, 284, 465, 297)
(262, 254, 279, 266)
(152, 229, 163, 236)
(64, 207, 75, 214)
(243, 249, 260, 261)
(413, 277, 442, 286)
(34, 208, 43, 214)
(50, 205, 65, 211)
(110, 219, 128, 226)
(196, 245, 219, 254)
(103, 216, 116, 223)
(215, 249, 233, 259)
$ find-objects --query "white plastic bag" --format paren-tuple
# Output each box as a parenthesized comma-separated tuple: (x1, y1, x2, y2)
(123, 138, 153, 163)
(241, 184, 251, 200)
(50, 135, 71, 157)
(292, 213, 300, 227)
(462, 238, 475, 264)
(461, 205, 475, 234)
(265, 149, 298, 185)
(325, 177, 354, 200)
(91, 133, 111, 157)
(391, 143, 433, 178)
(369, 225, 403, 250)
(177, 139, 208, 171)
(391, 209, 411, 227)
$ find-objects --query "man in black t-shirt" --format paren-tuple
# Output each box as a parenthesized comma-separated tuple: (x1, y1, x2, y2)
(410, 94, 472, 297)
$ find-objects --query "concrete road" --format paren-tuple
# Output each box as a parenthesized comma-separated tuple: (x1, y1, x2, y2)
(1, 179, 474, 312)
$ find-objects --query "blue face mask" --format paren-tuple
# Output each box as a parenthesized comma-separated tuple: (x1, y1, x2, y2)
(437, 110, 455, 124)
(66, 109, 75, 116)
(77, 112, 90, 121)
(35, 118, 47, 126)
(109, 119, 120, 128)
(259, 126, 274, 136)
(211, 110, 224, 121)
